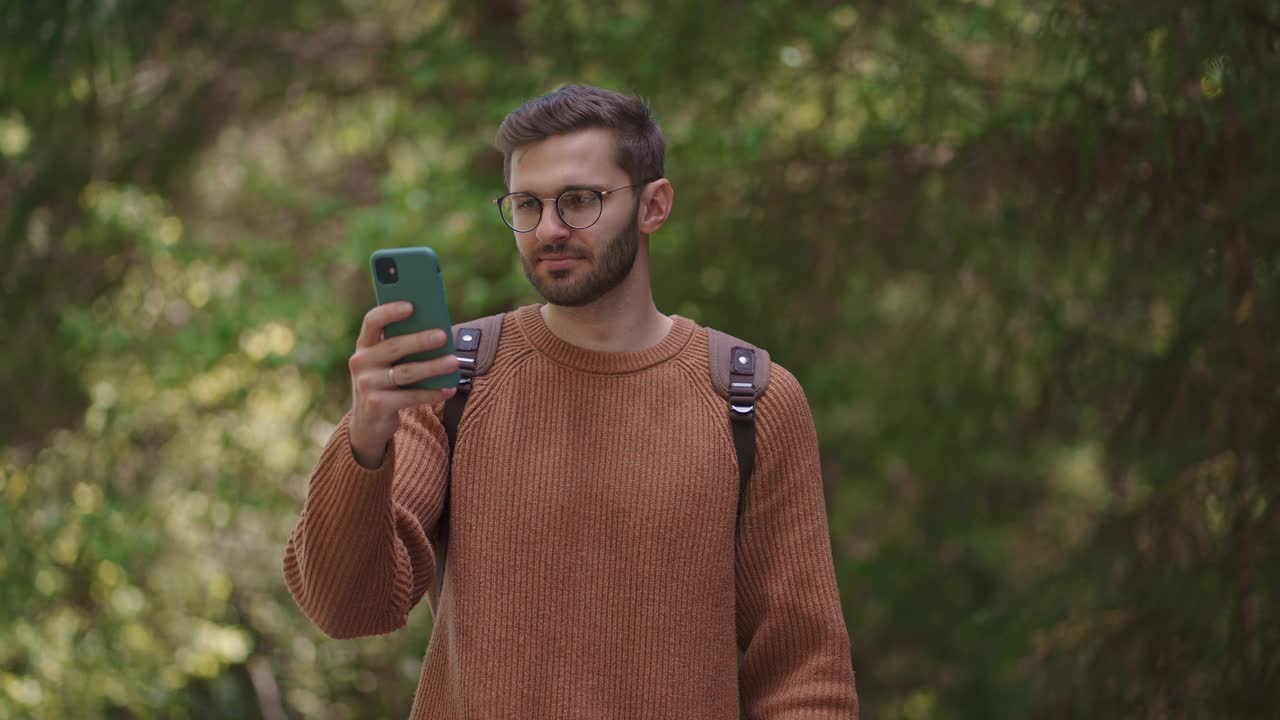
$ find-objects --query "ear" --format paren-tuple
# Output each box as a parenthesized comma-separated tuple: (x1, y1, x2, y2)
(636, 178, 674, 235)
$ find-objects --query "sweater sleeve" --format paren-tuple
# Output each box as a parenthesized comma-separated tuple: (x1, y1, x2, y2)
(735, 366, 859, 719)
(282, 401, 450, 639)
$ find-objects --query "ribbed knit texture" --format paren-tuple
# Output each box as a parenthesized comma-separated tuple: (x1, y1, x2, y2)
(283, 304, 859, 719)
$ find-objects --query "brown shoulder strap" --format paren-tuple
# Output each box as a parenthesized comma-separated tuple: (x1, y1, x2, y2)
(434, 312, 505, 602)
(706, 328, 772, 401)
(705, 328, 772, 549)
(452, 312, 506, 381)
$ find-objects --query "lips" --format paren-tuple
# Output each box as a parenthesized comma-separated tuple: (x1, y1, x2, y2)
(540, 255, 584, 270)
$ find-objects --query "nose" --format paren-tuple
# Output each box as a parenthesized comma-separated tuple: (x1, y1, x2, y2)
(534, 199, 570, 245)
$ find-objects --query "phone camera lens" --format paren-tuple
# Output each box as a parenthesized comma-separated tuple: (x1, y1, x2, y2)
(375, 257, 399, 284)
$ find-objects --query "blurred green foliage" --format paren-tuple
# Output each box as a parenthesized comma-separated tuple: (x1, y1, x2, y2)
(2, 0, 1278, 717)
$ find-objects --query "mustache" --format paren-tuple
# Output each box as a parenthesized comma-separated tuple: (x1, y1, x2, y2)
(536, 245, 589, 260)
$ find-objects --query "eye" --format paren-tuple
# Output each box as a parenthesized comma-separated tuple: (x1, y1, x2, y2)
(562, 191, 595, 208)
(515, 197, 539, 211)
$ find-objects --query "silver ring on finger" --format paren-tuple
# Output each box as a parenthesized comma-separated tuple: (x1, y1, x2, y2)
(388, 366, 399, 388)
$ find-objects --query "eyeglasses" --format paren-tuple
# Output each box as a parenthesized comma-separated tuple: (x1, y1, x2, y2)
(495, 183, 649, 233)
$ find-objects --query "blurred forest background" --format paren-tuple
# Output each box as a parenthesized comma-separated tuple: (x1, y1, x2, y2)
(2, 0, 1278, 718)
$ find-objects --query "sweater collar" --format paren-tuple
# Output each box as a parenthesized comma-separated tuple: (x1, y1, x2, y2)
(514, 303, 695, 374)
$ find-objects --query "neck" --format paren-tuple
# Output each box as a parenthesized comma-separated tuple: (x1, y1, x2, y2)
(539, 246, 673, 353)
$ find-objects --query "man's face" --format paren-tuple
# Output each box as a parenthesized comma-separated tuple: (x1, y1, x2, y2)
(507, 128, 642, 307)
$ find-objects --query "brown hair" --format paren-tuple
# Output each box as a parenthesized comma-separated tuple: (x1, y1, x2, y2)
(495, 84, 664, 187)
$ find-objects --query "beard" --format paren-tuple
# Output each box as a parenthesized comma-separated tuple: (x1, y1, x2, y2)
(521, 213, 641, 307)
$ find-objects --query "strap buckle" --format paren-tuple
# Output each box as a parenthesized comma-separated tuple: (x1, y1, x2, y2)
(455, 327, 482, 393)
(729, 346, 757, 422)
(730, 382, 755, 422)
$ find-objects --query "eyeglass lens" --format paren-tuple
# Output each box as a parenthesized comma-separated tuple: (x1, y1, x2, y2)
(499, 189, 603, 232)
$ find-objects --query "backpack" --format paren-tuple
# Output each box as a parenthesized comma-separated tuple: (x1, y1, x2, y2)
(430, 313, 771, 599)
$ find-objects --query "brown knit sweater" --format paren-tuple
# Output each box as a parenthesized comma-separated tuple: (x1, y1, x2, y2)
(283, 304, 859, 719)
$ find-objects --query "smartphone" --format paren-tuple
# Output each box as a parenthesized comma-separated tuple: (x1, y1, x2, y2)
(370, 246, 460, 390)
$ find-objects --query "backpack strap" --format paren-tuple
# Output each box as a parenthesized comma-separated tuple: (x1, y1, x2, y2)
(433, 312, 505, 600)
(442, 313, 506, 450)
(705, 328, 772, 550)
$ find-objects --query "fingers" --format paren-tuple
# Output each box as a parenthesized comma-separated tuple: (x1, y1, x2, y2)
(357, 383, 456, 424)
(356, 301, 414, 349)
(369, 327, 452, 366)
(351, 303, 451, 377)
(387, 354, 460, 389)
(352, 350, 456, 392)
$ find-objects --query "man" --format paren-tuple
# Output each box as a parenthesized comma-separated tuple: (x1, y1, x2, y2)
(283, 84, 859, 719)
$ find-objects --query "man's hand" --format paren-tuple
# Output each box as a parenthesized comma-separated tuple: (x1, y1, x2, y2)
(347, 302, 459, 469)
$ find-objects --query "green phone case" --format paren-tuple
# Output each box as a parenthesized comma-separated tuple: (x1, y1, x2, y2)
(370, 246, 460, 390)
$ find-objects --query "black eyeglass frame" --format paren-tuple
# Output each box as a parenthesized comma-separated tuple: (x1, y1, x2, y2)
(494, 179, 660, 233)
